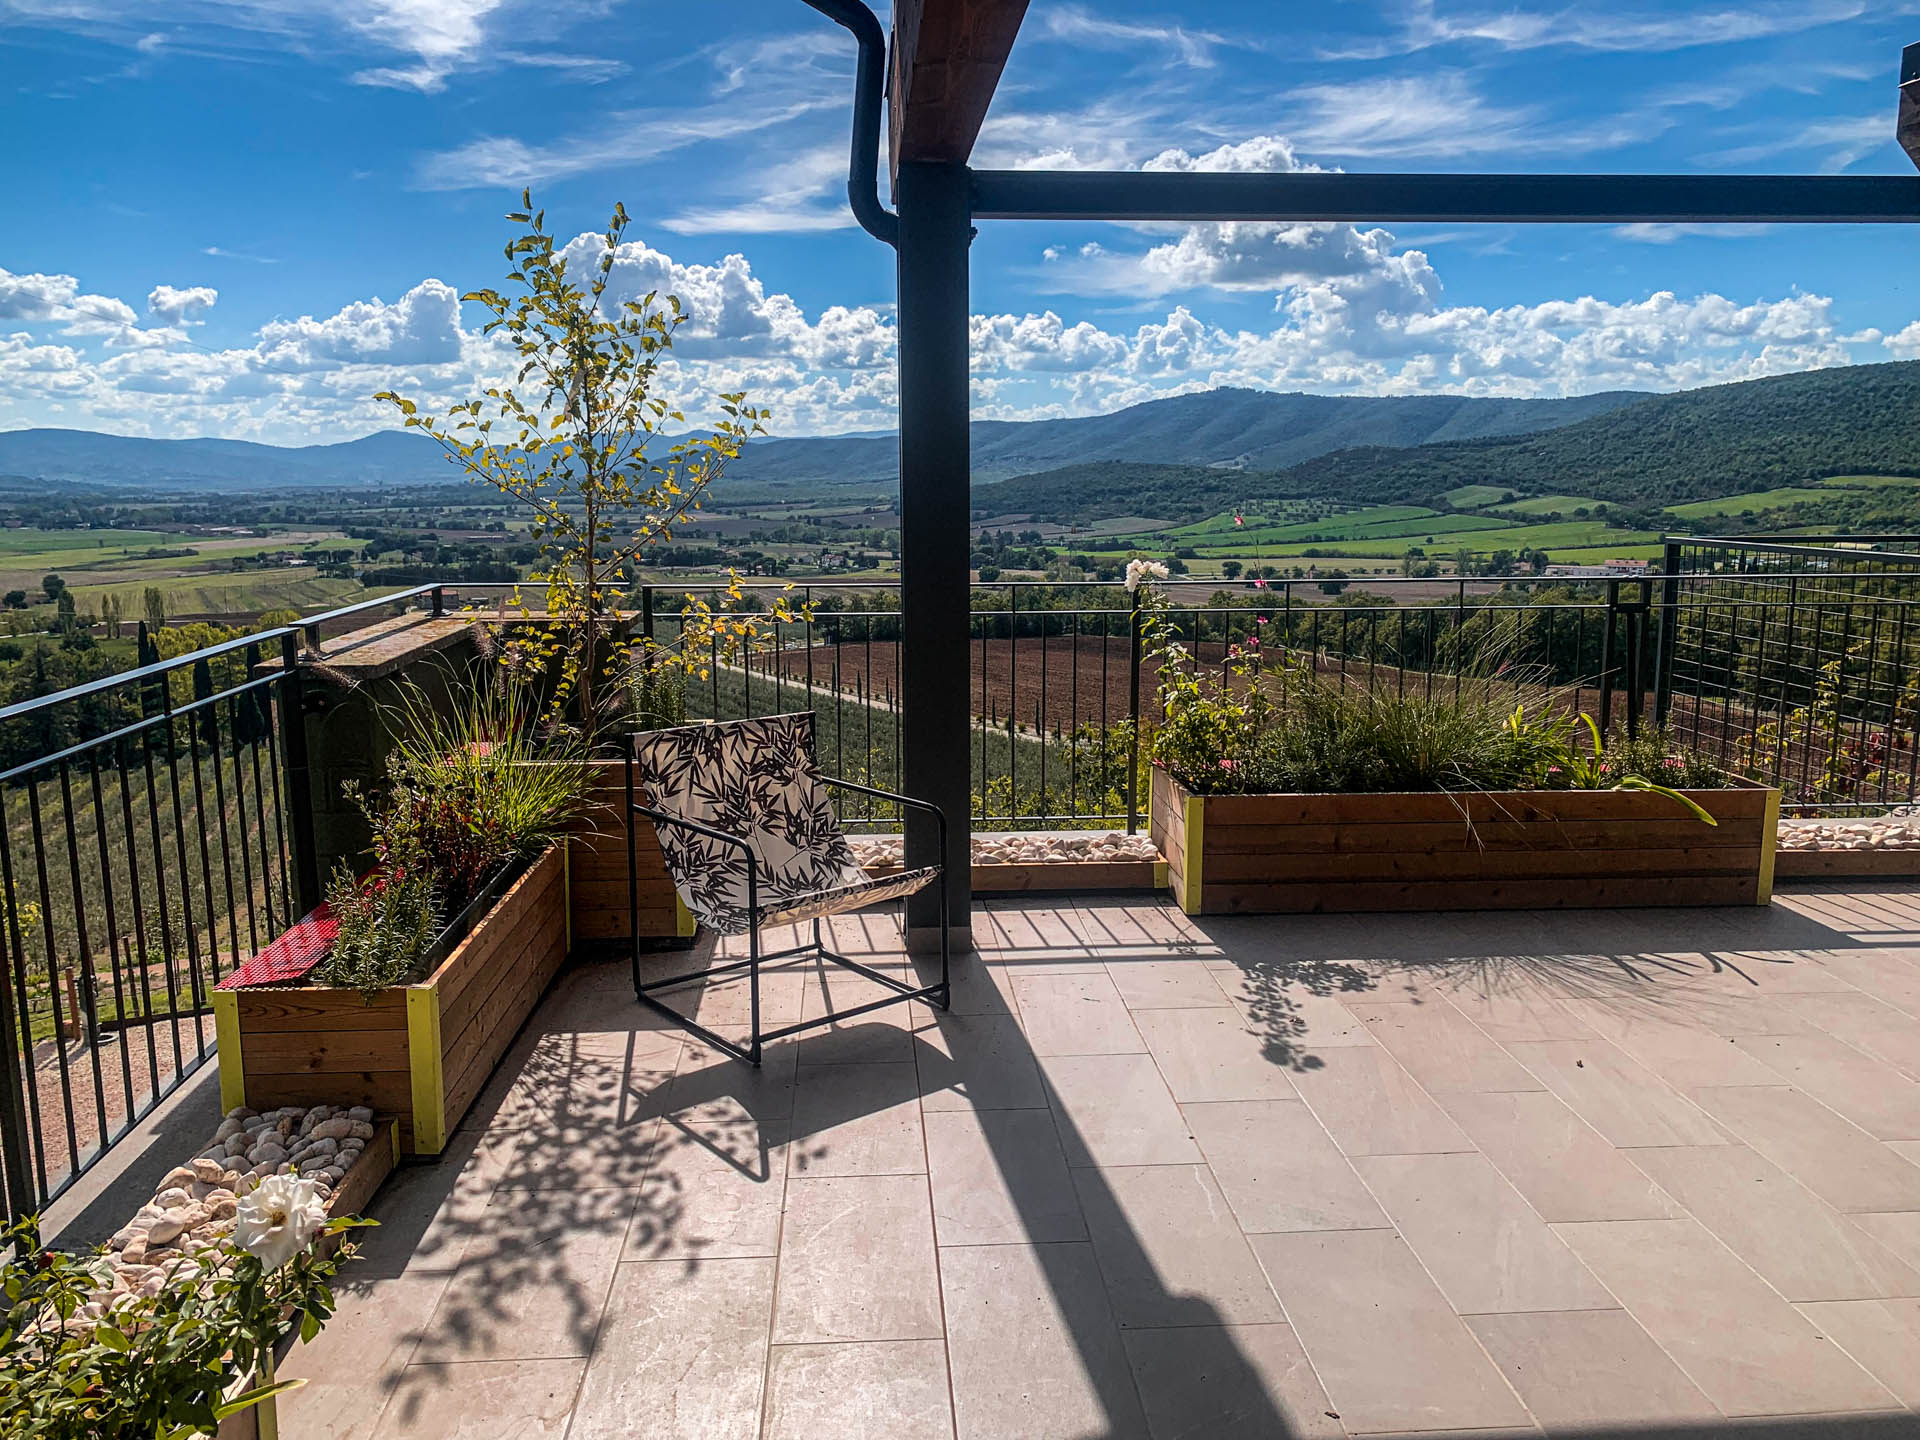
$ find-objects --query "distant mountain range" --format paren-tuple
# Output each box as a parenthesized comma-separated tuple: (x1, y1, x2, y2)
(2, 364, 1916, 515)
(0, 387, 1640, 494)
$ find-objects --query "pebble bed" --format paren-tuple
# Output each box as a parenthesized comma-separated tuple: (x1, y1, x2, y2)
(74, 1104, 374, 1322)
(1778, 817, 1920, 851)
(850, 830, 1161, 869)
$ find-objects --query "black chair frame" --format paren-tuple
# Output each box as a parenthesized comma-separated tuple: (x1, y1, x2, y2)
(624, 754, 952, 1066)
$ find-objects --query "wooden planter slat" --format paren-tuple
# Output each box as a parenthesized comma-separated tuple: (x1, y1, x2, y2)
(215, 843, 570, 1155)
(563, 762, 694, 944)
(1154, 770, 1781, 915)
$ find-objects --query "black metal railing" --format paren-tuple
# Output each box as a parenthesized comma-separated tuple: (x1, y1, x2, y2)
(0, 584, 451, 1223)
(4, 540, 1916, 1220)
(1659, 536, 1920, 813)
(640, 575, 1663, 831)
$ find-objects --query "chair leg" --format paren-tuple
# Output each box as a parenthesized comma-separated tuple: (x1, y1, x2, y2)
(748, 920, 763, 1068)
(935, 863, 952, 1011)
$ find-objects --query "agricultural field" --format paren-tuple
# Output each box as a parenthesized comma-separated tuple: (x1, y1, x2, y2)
(72, 570, 372, 621)
(1488, 494, 1600, 517)
(1440, 484, 1519, 507)
(1820, 474, 1920, 487)
(1665, 488, 1844, 520)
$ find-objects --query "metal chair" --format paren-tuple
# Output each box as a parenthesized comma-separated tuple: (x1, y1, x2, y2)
(625, 712, 951, 1064)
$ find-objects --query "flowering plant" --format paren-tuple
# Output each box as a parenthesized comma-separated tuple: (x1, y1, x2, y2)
(0, 1191, 371, 1439)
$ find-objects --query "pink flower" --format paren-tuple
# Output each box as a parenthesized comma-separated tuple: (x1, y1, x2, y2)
(1256, 616, 1268, 625)
(1219, 759, 1236, 770)
(1253, 577, 1268, 589)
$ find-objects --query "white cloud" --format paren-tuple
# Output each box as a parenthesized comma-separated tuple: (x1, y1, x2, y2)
(1694, 114, 1896, 172)
(1326, 0, 1866, 60)
(147, 284, 217, 324)
(1037, 5, 1233, 69)
(0, 215, 1910, 446)
(255, 279, 464, 369)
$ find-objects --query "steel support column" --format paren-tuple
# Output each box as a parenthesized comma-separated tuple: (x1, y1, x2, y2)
(896, 160, 973, 947)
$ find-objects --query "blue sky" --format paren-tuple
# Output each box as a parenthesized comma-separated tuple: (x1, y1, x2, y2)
(4, 0, 1920, 445)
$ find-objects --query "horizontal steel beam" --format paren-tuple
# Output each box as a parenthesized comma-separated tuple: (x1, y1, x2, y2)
(970, 170, 1920, 223)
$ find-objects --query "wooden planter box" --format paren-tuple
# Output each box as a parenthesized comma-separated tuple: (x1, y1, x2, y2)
(214, 844, 569, 1155)
(1150, 769, 1780, 915)
(563, 760, 695, 950)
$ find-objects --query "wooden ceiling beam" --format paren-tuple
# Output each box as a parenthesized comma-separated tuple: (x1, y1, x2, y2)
(889, 0, 1029, 190)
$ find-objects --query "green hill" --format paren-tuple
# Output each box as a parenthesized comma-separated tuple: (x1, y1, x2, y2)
(1269, 362, 1920, 508)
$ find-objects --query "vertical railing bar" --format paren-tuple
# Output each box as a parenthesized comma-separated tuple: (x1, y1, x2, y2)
(0, 817, 51, 1205)
(25, 777, 80, 1186)
(140, 723, 186, 1077)
(227, 693, 261, 957)
(87, 756, 134, 1129)
(56, 760, 109, 1155)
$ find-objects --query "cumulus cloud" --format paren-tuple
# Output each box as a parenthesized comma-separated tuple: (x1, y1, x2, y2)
(0, 217, 1911, 445)
(147, 284, 217, 324)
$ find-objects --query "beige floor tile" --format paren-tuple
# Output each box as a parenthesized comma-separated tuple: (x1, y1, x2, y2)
(1210, 970, 1381, 1052)
(1807, 948, 1920, 1016)
(1437, 1089, 1683, 1222)
(568, 1257, 773, 1440)
(1250, 1228, 1533, 1435)
(679, 966, 807, 1035)
(909, 952, 1021, 1015)
(277, 1274, 451, 1440)
(411, 1188, 635, 1362)
(1552, 1218, 1900, 1417)
(1780, 990, 1920, 1081)
(788, 1061, 924, 1177)
(1287, 1047, 1475, 1157)
(1465, 1310, 1718, 1432)
(762, 1340, 954, 1440)
(1106, 957, 1239, 1009)
(1503, 1037, 1730, 1148)
(1688, 1085, 1920, 1213)
(490, 1119, 662, 1191)
(1134, 1006, 1299, 1103)
(349, 1127, 519, 1277)
(915, 1010, 1047, 1111)
(772, 1173, 941, 1343)
(1013, 970, 1146, 1056)
(1354, 1152, 1615, 1315)
(627, 1115, 787, 1261)
(1628, 1144, 1920, 1301)
(1343, 999, 1543, 1094)
(487, 1027, 682, 1134)
(925, 1107, 1084, 1247)
(1038, 1052, 1203, 1168)
(370, 1359, 582, 1438)
(1797, 1299, 1920, 1409)
(794, 960, 920, 1066)
(940, 1241, 1147, 1440)
(1073, 1163, 1284, 1328)
(1850, 1210, 1920, 1271)
(667, 1035, 799, 1125)
(1184, 1098, 1388, 1233)
(1122, 1323, 1344, 1440)
(1580, 1009, 1796, 1090)
(1734, 1033, 1920, 1140)
(1440, 987, 1597, 1044)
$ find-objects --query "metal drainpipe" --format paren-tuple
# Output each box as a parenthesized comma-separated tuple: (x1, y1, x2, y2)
(797, 0, 900, 249)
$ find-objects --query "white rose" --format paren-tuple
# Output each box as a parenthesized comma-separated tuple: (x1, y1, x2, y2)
(232, 1173, 327, 1270)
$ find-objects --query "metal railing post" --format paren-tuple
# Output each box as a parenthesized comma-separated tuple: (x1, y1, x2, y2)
(278, 632, 321, 916)
(1653, 538, 1683, 731)
(1598, 580, 1620, 742)
(0, 907, 36, 1225)
(1126, 588, 1143, 834)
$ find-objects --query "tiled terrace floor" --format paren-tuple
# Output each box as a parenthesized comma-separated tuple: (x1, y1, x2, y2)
(282, 887, 1920, 1438)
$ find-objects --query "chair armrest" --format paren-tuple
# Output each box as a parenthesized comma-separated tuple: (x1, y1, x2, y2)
(631, 801, 758, 874)
(819, 777, 949, 866)
(819, 775, 946, 823)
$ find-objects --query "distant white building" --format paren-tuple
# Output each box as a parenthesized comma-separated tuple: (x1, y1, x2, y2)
(1544, 559, 1650, 579)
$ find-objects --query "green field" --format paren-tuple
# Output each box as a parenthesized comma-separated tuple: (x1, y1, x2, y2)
(1820, 474, 1920, 488)
(1487, 494, 1597, 517)
(1665, 488, 1843, 519)
(73, 570, 375, 619)
(1441, 484, 1520, 508)
(0, 527, 176, 557)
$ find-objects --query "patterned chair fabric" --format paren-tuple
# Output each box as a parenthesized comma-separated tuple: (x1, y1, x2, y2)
(633, 713, 938, 936)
